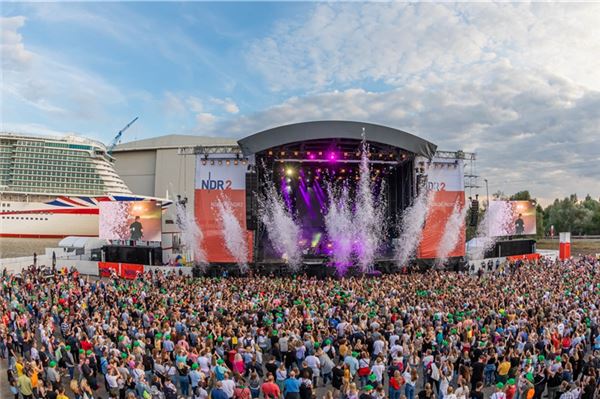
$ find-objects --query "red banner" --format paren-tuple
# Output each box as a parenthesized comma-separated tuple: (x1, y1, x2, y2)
(418, 190, 466, 259)
(98, 262, 120, 277)
(120, 263, 144, 279)
(194, 158, 253, 263)
(507, 253, 540, 262)
(417, 158, 466, 260)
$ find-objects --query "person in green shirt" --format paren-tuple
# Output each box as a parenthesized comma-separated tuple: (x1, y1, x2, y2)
(17, 372, 33, 399)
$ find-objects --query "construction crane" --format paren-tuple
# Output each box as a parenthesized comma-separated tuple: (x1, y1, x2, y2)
(107, 116, 138, 155)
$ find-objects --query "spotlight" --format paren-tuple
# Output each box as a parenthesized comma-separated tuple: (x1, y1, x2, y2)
(268, 150, 273, 156)
(341, 169, 346, 173)
(309, 154, 316, 160)
(318, 151, 323, 156)
(285, 168, 294, 177)
(226, 160, 231, 165)
(234, 160, 239, 165)
(280, 151, 286, 156)
(218, 160, 222, 165)
(389, 154, 394, 158)
(202, 160, 207, 166)
(316, 168, 321, 173)
(344, 152, 348, 157)
(286, 177, 292, 183)
(294, 151, 299, 156)
(210, 160, 215, 165)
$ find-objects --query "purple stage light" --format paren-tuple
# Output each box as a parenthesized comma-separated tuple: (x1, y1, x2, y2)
(309, 154, 316, 160)
(328, 152, 337, 162)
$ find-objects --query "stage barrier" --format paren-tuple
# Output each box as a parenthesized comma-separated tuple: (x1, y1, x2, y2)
(2, 259, 193, 278)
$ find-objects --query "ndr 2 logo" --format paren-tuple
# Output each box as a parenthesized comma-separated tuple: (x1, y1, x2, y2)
(200, 172, 232, 190)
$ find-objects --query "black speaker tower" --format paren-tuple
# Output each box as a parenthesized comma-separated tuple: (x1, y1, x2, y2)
(245, 172, 258, 230)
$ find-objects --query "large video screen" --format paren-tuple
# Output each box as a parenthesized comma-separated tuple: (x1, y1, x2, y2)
(99, 201, 162, 242)
(488, 200, 536, 237)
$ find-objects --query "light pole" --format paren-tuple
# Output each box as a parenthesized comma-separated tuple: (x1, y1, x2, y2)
(484, 178, 490, 235)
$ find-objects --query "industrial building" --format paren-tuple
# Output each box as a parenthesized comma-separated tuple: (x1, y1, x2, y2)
(112, 134, 238, 252)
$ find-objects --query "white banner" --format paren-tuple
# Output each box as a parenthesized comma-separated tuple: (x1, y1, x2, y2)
(195, 156, 246, 190)
(425, 158, 464, 192)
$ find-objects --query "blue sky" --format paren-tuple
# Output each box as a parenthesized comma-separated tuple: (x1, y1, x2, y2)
(2, 2, 600, 203)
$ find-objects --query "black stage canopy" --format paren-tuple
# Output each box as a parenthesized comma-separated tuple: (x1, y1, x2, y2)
(237, 120, 437, 159)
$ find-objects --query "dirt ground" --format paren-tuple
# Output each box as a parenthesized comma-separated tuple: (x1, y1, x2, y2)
(536, 238, 600, 256)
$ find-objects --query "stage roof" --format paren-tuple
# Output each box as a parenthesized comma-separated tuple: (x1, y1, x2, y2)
(238, 121, 437, 159)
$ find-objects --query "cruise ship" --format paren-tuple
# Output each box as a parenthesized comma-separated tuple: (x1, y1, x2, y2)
(0, 132, 169, 238)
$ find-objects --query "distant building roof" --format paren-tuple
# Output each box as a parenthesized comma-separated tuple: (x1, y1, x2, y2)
(114, 134, 238, 152)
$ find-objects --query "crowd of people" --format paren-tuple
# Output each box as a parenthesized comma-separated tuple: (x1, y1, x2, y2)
(2, 256, 600, 399)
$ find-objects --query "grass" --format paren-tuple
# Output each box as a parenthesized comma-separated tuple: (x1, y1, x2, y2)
(536, 239, 600, 255)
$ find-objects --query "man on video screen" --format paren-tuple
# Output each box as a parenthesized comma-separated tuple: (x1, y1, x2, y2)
(129, 216, 143, 241)
(515, 213, 525, 235)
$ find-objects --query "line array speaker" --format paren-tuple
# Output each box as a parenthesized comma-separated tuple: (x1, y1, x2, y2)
(245, 172, 258, 230)
(469, 199, 479, 227)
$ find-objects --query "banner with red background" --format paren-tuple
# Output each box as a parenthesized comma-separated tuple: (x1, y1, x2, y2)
(417, 159, 466, 259)
(194, 157, 253, 263)
(98, 261, 120, 277)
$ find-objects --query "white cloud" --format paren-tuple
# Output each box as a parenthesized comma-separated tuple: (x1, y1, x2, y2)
(211, 97, 239, 114)
(1, 16, 33, 70)
(163, 91, 187, 115)
(246, 3, 600, 92)
(195, 112, 216, 126)
(214, 64, 600, 204)
(1, 15, 124, 120)
(0, 122, 73, 137)
(186, 96, 204, 113)
(238, 2, 600, 202)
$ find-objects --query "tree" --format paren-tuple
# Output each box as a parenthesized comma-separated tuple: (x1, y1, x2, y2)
(510, 191, 532, 201)
(544, 194, 600, 235)
(535, 204, 545, 238)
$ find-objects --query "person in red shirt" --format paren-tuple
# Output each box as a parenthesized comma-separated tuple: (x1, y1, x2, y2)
(262, 375, 281, 399)
(80, 335, 93, 352)
(505, 378, 516, 399)
(561, 335, 571, 354)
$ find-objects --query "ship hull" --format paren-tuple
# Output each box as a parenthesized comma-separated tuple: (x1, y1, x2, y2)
(0, 195, 170, 238)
